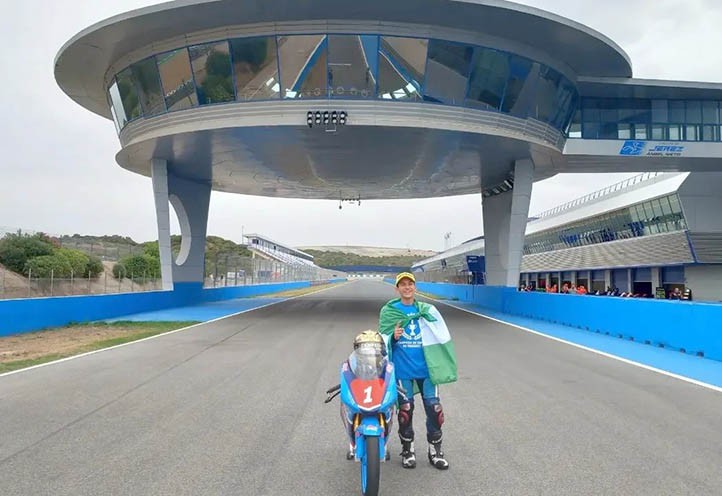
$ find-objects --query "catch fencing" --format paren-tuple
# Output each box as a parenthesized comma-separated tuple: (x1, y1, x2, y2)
(0, 228, 342, 299)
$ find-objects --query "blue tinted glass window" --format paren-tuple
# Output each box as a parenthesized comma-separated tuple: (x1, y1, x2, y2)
(328, 35, 377, 99)
(377, 36, 427, 101)
(686, 100, 702, 123)
(116, 67, 141, 122)
(618, 123, 631, 139)
(634, 124, 648, 139)
(190, 41, 234, 105)
(466, 47, 509, 111)
(533, 66, 563, 124)
(651, 99, 668, 122)
(702, 125, 719, 141)
(568, 110, 581, 137)
(230, 36, 280, 101)
(423, 40, 473, 105)
(668, 100, 685, 123)
(130, 58, 165, 116)
(500, 55, 533, 116)
(157, 48, 198, 111)
(108, 80, 128, 129)
(702, 101, 719, 124)
(278, 35, 328, 99)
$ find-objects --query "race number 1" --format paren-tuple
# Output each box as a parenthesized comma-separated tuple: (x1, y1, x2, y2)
(363, 386, 373, 404)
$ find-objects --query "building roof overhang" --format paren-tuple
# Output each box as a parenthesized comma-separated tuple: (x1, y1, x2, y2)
(55, 0, 632, 119)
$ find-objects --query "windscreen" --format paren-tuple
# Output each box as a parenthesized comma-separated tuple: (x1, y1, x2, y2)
(350, 344, 386, 380)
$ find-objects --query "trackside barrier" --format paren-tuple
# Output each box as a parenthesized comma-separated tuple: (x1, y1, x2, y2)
(410, 281, 722, 362)
(0, 279, 346, 337)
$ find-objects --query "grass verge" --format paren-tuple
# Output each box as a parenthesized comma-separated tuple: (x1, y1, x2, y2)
(0, 321, 199, 374)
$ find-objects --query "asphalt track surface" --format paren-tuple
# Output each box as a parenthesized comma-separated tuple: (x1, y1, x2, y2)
(1, 280, 721, 495)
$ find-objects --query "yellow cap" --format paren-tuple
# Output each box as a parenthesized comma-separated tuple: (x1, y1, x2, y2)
(395, 272, 416, 286)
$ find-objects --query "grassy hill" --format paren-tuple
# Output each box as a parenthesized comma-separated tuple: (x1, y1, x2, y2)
(8, 233, 431, 271)
(301, 249, 431, 269)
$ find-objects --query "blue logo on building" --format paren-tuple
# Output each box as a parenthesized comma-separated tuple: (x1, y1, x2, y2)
(619, 140, 646, 156)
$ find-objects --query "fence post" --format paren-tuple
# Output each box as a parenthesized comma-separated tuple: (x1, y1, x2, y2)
(1, 266, 4, 297)
(131, 272, 134, 292)
(88, 272, 91, 294)
(50, 269, 54, 296)
(104, 270, 108, 294)
(70, 269, 74, 295)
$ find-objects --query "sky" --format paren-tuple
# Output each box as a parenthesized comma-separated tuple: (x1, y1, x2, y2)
(1, 0, 720, 252)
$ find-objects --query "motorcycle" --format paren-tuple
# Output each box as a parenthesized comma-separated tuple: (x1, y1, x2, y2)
(325, 343, 397, 496)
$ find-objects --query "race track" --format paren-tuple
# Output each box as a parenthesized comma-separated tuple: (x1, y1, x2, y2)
(1, 280, 721, 495)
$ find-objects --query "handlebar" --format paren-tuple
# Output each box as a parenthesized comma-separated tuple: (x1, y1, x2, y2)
(324, 383, 341, 403)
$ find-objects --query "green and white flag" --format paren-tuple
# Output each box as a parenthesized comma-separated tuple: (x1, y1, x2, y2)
(378, 299, 458, 385)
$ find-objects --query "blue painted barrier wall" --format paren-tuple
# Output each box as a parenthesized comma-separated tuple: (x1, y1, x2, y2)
(0, 279, 346, 337)
(412, 281, 722, 362)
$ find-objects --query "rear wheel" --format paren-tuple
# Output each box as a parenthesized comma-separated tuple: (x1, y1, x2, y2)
(361, 436, 380, 496)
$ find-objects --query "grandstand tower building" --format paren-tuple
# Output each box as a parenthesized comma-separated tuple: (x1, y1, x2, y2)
(413, 171, 722, 301)
(55, 0, 722, 290)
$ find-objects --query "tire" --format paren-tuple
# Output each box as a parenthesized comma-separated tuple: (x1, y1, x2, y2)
(361, 436, 380, 496)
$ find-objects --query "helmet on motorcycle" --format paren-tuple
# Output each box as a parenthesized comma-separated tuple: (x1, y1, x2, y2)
(351, 331, 386, 379)
(353, 330, 384, 350)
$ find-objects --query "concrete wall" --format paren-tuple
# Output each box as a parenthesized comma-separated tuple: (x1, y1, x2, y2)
(685, 265, 722, 303)
(0, 280, 345, 337)
(414, 281, 722, 362)
(678, 172, 722, 232)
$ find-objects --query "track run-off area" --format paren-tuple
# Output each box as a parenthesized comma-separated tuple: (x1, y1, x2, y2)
(1, 280, 721, 495)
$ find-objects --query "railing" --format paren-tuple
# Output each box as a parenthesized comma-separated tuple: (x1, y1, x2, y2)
(530, 171, 664, 221)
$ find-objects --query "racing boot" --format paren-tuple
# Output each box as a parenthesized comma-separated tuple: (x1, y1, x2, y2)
(400, 440, 416, 469)
(428, 441, 449, 470)
(346, 442, 355, 460)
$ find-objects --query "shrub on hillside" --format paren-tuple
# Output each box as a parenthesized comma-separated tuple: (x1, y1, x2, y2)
(57, 248, 90, 276)
(112, 263, 126, 279)
(85, 255, 104, 278)
(0, 233, 55, 274)
(24, 254, 73, 278)
(112, 254, 160, 279)
(141, 239, 181, 259)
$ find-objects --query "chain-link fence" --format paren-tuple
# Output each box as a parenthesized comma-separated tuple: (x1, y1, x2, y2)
(0, 267, 162, 299)
(0, 226, 146, 262)
(202, 253, 341, 288)
(0, 255, 341, 299)
(413, 267, 475, 284)
(0, 226, 343, 299)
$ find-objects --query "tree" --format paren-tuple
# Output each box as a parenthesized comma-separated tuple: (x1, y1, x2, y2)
(24, 254, 73, 278)
(112, 254, 160, 280)
(57, 248, 90, 276)
(0, 233, 55, 274)
(85, 256, 104, 278)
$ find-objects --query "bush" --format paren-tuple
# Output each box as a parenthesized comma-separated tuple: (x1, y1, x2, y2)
(24, 254, 73, 278)
(85, 255, 104, 278)
(57, 248, 90, 276)
(0, 233, 55, 274)
(112, 263, 126, 279)
(113, 254, 160, 279)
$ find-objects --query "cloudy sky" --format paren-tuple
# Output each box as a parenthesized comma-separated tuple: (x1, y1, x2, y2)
(1, 0, 719, 251)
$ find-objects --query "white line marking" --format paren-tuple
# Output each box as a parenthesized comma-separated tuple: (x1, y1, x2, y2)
(0, 282, 348, 378)
(433, 298, 722, 394)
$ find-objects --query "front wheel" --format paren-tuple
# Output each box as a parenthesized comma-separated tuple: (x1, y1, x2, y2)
(361, 436, 380, 496)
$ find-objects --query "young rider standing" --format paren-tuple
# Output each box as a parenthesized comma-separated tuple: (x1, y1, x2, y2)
(378, 272, 457, 470)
